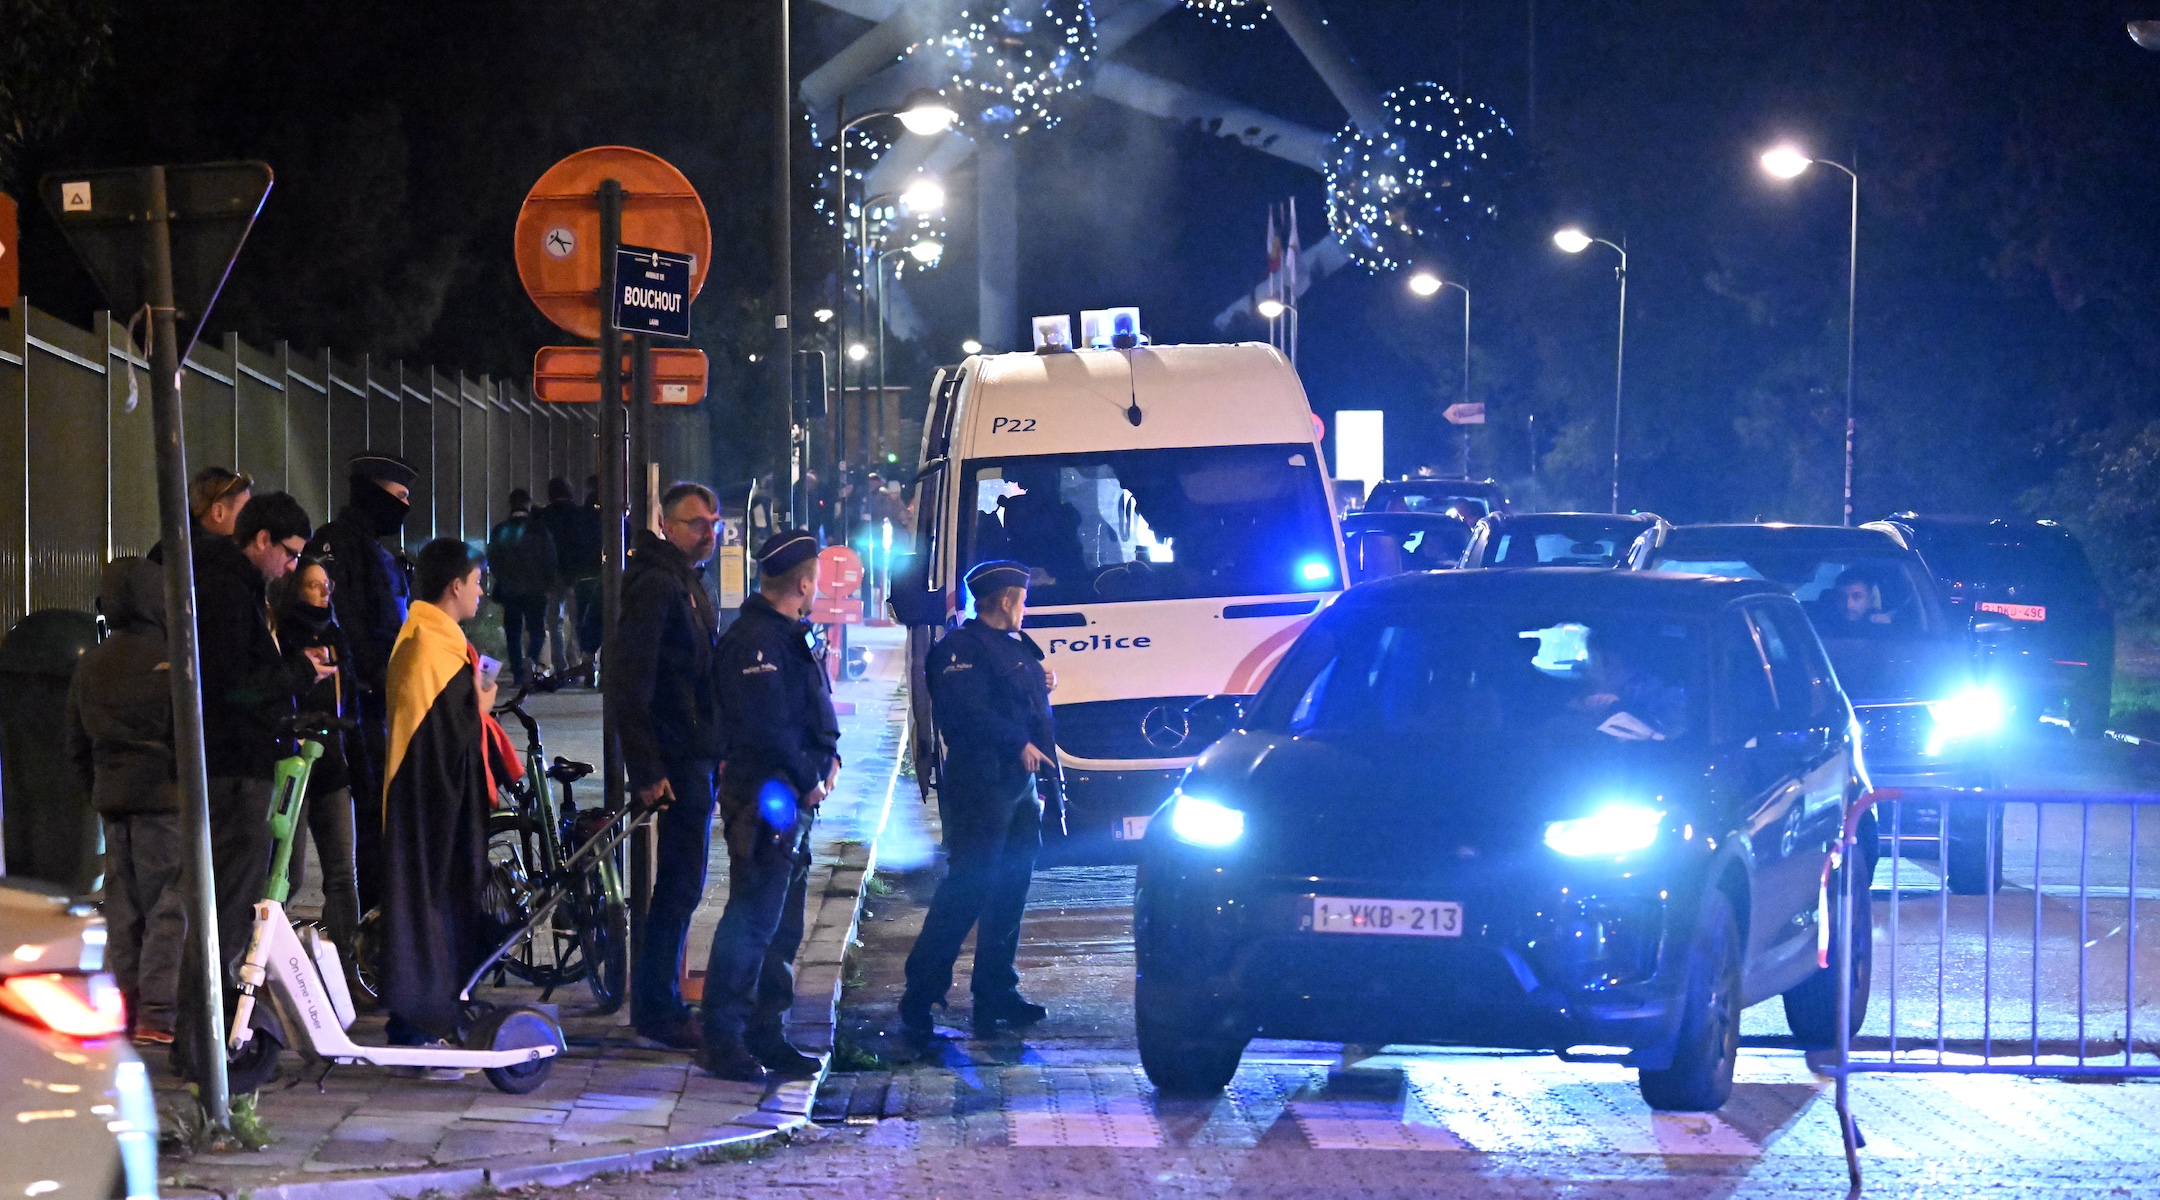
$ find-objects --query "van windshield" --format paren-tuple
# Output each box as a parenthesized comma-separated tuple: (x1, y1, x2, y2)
(960, 444, 1338, 606)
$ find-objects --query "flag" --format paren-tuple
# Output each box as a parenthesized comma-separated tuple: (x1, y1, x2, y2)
(1266, 206, 1282, 286)
(1285, 197, 1303, 302)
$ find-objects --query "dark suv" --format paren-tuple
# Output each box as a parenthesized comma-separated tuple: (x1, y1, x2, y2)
(1135, 570, 1872, 1112)
(1630, 524, 2004, 892)
(1869, 516, 2114, 737)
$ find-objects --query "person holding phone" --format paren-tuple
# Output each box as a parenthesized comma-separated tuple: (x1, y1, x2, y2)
(274, 557, 363, 964)
(378, 539, 496, 1064)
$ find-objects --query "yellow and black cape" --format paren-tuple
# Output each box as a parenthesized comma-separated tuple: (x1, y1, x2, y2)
(378, 600, 490, 1039)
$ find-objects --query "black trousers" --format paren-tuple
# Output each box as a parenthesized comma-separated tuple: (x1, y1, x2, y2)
(350, 691, 388, 914)
(903, 782, 1041, 1006)
(499, 592, 548, 682)
(701, 789, 813, 1042)
(631, 759, 718, 1033)
(173, 776, 273, 1080)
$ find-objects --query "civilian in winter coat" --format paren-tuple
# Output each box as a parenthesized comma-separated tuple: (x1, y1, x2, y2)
(66, 558, 184, 1044)
(274, 558, 363, 957)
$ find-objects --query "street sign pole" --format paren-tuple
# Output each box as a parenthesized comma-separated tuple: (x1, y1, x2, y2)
(143, 164, 230, 1129)
(598, 179, 626, 828)
(629, 333, 653, 536)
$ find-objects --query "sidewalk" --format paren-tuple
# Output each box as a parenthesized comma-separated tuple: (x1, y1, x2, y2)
(154, 626, 909, 1200)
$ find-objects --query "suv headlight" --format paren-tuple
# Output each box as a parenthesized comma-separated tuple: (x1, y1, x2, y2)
(1544, 804, 1664, 858)
(1167, 792, 1245, 847)
(1927, 685, 2005, 754)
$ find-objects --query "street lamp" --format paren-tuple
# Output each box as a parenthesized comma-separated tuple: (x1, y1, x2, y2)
(846, 343, 869, 362)
(867, 241, 944, 462)
(906, 238, 943, 264)
(961, 339, 983, 355)
(1553, 228, 1628, 514)
(899, 176, 945, 215)
(1760, 144, 1860, 525)
(1407, 270, 1472, 476)
(1255, 297, 1287, 319)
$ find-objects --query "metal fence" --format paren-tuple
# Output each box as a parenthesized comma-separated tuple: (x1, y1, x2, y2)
(0, 298, 599, 632)
(1831, 786, 2160, 1192)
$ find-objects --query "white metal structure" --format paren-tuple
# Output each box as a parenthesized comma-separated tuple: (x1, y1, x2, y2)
(904, 342, 1344, 857)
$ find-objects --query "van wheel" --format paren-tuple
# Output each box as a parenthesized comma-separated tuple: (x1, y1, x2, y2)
(1639, 891, 1741, 1112)
(1136, 978, 1245, 1096)
(1782, 879, 1872, 1046)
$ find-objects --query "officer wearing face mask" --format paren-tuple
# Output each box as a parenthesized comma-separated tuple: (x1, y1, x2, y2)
(306, 451, 417, 914)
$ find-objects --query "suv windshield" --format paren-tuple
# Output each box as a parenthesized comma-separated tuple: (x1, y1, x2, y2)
(1250, 606, 1707, 746)
(960, 444, 1338, 606)
(1649, 540, 1946, 638)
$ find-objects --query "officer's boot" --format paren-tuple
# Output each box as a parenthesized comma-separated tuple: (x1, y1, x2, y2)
(897, 992, 939, 1039)
(973, 992, 1048, 1036)
(701, 1028, 771, 1084)
(744, 1024, 821, 1079)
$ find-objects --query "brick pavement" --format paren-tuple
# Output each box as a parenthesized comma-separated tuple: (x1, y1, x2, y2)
(152, 627, 908, 1200)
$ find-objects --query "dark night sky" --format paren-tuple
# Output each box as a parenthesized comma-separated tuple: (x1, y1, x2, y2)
(14, 1, 2160, 540)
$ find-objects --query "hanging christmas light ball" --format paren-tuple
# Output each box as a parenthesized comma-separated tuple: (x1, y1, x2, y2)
(1183, 0, 1266, 30)
(920, 1, 1098, 139)
(1324, 82, 1524, 272)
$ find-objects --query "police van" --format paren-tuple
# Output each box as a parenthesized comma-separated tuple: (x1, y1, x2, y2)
(892, 340, 1346, 860)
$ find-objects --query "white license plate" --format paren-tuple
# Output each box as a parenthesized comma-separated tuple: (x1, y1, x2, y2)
(1116, 815, 1152, 840)
(1302, 896, 1462, 937)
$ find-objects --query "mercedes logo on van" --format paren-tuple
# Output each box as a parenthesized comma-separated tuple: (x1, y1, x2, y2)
(1140, 705, 1192, 752)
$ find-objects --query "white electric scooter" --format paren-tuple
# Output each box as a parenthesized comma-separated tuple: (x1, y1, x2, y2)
(224, 719, 595, 1093)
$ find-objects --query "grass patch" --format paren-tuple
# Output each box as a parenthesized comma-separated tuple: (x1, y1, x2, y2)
(864, 874, 894, 898)
(829, 1033, 890, 1071)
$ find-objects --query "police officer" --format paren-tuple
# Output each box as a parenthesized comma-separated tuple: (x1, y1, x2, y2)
(899, 560, 1056, 1039)
(702, 531, 841, 1082)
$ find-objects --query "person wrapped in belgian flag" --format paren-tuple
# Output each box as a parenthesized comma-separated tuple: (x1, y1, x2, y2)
(379, 538, 497, 1055)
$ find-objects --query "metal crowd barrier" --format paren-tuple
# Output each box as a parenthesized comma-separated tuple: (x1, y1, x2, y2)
(1828, 786, 2159, 1194)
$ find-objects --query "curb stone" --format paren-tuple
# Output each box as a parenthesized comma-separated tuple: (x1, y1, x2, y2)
(167, 697, 906, 1200)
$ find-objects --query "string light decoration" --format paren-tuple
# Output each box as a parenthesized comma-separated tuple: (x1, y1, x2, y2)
(1324, 82, 1523, 272)
(919, 1, 1098, 139)
(1183, 0, 1266, 30)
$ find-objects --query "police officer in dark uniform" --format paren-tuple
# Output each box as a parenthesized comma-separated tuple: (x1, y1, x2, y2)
(702, 531, 841, 1082)
(306, 451, 416, 914)
(899, 560, 1056, 1038)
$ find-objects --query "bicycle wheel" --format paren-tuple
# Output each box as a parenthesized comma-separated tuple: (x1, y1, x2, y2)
(582, 887, 628, 1014)
(486, 812, 590, 992)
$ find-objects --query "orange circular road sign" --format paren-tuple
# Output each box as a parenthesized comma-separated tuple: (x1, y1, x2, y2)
(515, 146, 711, 339)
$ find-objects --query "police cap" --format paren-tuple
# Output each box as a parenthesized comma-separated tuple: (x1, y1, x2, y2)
(757, 530, 820, 576)
(964, 560, 1031, 600)
(348, 451, 417, 488)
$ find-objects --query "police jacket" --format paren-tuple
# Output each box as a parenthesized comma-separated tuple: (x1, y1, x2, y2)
(309, 508, 410, 697)
(609, 531, 723, 787)
(927, 619, 1055, 792)
(196, 537, 312, 780)
(714, 593, 839, 798)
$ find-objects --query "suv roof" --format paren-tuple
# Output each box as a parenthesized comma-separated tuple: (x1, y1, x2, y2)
(1338, 564, 1787, 618)
(1655, 523, 1905, 551)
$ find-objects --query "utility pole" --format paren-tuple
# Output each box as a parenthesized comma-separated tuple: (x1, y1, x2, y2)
(776, 0, 796, 526)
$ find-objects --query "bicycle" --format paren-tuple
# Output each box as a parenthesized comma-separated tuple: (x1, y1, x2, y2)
(477, 673, 631, 1013)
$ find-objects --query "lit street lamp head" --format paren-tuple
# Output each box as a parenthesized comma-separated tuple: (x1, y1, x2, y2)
(1760, 145, 1813, 179)
(847, 343, 869, 362)
(907, 239, 943, 264)
(812, 308, 834, 323)
(899, 176, 945, 214)
(1255, 297, 1287, 319)
(897, 90, 958, 136)
(1552, 228, 1592, 254)
(1406, 270, 1443, 297)
(961, 339, 983, 355)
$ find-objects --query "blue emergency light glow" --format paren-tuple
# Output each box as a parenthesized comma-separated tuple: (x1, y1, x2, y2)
(758, 779, 800, 833)
(1297, 557, 1334, 586)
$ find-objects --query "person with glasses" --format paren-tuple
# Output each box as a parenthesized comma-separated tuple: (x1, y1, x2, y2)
(606, 482, 725, 1051)
(172, 491, 336, 1083)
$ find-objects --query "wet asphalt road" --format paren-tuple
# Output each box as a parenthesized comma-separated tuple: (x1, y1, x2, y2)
(537, 722, 2160, 1198)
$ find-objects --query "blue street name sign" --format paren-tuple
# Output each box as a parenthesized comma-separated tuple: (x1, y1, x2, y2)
(613, 243, 694, 339)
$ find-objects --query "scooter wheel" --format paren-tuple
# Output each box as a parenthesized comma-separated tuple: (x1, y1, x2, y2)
(468, 1004, 563, 1095)
(227, 1029, 283, 1094)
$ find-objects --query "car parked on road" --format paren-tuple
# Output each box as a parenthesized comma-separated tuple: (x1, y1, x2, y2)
(1868, 515, 2114, 738)
(1134, 569, 1873, 1112)
(1342, 511, 1471, 584)
(1461, 511, 1669, 570)
(0, 879, 159, 1200)
(1629, 523, 2004, 892)
(1363, 476, 1511, 521)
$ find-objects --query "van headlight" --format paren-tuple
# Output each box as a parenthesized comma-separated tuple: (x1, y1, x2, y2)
(1543, 804, 1663, 858)
(1167, 793, 1245, 847)
(1927, 685, 2006, 754)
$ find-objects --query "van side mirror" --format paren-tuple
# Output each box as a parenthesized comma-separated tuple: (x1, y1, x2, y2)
(886, 552, 946, 627)
(1185, 694, 1247, 745)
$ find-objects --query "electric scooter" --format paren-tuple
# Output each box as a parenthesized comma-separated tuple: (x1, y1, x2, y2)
(224, 718, 569, 1093)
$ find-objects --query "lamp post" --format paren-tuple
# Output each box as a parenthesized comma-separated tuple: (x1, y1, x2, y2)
(1406, 270, 1473, 476)
(832, 91, 954, 493)
(1255, 296, 1299, 367)
(872, 239, 943, 463)
(1553, 228, 1627, 513)
(1761, 144, 1860, 526)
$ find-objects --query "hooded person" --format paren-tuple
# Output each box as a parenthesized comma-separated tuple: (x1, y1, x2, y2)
(308, 451, 417, 913)
(378, 538, 496, 1058)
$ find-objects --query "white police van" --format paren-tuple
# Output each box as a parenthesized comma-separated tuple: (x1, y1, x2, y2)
(893, 339, 1345, 860)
